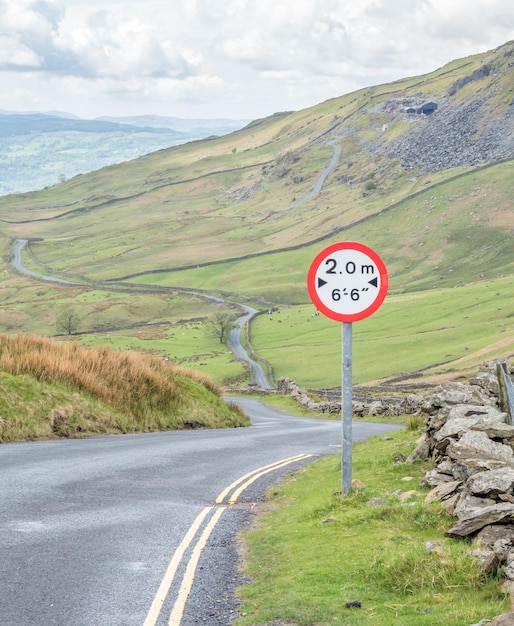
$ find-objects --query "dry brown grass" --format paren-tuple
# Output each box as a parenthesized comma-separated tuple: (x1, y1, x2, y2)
(0, 333, 234, 435)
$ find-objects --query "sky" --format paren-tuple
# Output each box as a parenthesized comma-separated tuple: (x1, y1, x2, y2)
(1, 0, 513, 122)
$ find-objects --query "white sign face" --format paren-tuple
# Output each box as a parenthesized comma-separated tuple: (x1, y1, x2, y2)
(307, 242, 388, 322)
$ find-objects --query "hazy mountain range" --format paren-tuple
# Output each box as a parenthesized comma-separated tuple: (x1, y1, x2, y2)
(0, 111, 249, 196)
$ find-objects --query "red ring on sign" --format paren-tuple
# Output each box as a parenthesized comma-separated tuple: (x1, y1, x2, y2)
(307, 241, 388, 322)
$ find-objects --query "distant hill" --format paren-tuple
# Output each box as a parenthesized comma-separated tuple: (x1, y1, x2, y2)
(0, 111, 249, 195)
(97, 114, 250, 135)
(0, 42, 513, 386)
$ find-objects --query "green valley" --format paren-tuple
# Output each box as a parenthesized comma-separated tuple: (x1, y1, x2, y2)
(0, 42, 513, 389)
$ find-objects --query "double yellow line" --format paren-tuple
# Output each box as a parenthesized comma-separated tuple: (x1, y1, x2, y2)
(143, 454, 314, 626)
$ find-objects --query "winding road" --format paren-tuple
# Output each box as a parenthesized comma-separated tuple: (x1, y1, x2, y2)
(12, 239, 77, 286)
(12, 239, 272, 389)
(275, 140, 341, 213)
(0, 143, 408, 625)
(10, 141, 341, 390)
(0, 397, 402, 625)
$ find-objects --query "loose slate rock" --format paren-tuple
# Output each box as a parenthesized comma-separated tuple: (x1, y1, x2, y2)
(446, 503, 514, 538)
(467, 468, 514, 497)
(345, 601, 362, 609)
(446, 431, 514, 465)
(424, 480, 462, 505)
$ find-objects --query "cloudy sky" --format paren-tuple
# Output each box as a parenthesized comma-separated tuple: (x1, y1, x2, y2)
(1, 0, 513, 121)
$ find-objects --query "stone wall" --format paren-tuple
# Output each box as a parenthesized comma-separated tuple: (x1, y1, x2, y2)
(279, 360, 514, 615)
(276, 376, 425, 416)
(410, 360, 514, 596)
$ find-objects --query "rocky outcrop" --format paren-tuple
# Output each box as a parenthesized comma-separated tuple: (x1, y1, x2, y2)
(359, 43, 514, 173)
(414, 359, 514, 602)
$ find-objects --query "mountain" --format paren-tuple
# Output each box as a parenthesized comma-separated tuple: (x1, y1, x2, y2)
(3, 40, 512, 280)
(0, 42, 513, 385)
(0, 112, 188, 137)
(0, 111, 249, 195)
(96, 114, 250, 134)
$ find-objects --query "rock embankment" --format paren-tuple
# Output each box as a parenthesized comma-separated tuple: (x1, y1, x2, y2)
(280, 360, 514, 624)
(388, 95, 514, 172)
(276, 375, 425, 416)
(359, 43, 514, 173)
(409, 360, 514, 593)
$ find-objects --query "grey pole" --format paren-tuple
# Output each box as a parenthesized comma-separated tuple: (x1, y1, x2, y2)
(342, 322, 353, 494)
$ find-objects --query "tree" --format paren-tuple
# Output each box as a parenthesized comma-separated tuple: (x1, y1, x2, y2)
(208, 309, 237, 344)
(56, 309, 81, 336)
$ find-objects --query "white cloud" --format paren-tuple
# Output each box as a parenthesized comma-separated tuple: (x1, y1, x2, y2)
(0, 33, 42, 67)
(55, 10, 195, 79)
(0, 0, 513, 118)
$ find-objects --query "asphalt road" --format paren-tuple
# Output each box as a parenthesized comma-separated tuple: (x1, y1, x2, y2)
(0, 397, 402, 625)
(12, 239, 77, 285)
(228, 306, 271, 389)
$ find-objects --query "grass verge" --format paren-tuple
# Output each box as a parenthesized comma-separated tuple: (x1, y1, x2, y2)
(249, 275, 514, 387)
(0, 333, 248, 442)
(236, 427, 509, 625)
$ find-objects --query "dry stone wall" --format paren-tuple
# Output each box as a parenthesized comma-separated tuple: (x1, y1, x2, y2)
(410, 360, 514, 591)
(278, 360, 514, 621)
(276, 376, 425, 416)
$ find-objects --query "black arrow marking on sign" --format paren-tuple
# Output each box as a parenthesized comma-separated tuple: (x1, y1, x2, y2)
(369, 277, 378, 288)
(318, 278, 328, 289)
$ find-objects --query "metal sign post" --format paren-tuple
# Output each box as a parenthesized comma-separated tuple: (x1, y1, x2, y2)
(307, 242, 388, 495)
(342, 322, 353, 494)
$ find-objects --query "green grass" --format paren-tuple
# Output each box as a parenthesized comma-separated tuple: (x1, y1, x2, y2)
(79, 320, 247, 385)
(0, 333, 248, 442)
(0, 370, 128, 442)
(236, 428, 509, 625)
(3, 259, 512, 389)
(0, 45, 513, 392)
(249, 275, 514, 387)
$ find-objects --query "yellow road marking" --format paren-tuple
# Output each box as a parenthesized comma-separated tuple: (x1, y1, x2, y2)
(226, 454, 314, 505)
(145, 454, 315, 625)
(167, 507, 225, 625)
(143, 506, 212, 626)
(215, 454, 312, 505)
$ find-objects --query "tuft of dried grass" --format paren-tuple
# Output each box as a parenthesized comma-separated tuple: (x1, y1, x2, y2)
(0, 333, 220, 425)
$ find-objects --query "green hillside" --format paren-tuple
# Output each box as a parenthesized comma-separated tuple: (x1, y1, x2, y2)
(0, 42, 513, 388)
(0, 333, 248, 443)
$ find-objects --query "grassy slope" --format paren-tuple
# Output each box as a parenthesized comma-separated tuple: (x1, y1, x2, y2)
(236, 426, 509, 625)
(0, 334, 248, 442)
(0, 44, 512, 387)
(250, 274, 514, 388)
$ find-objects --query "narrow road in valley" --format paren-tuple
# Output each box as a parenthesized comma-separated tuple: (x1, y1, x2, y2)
(10, 141, 342, 389)
(12, 240, 272, 388)
(228, 305, 271, 388)
(0, 397, 402, 625)
(12, 239, 77, 285)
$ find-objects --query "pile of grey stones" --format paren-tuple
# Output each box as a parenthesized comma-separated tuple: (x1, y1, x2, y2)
(405, 360, 514, 625)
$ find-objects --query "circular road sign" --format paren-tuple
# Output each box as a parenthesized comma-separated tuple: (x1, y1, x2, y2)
(307, 241, 388, 322)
